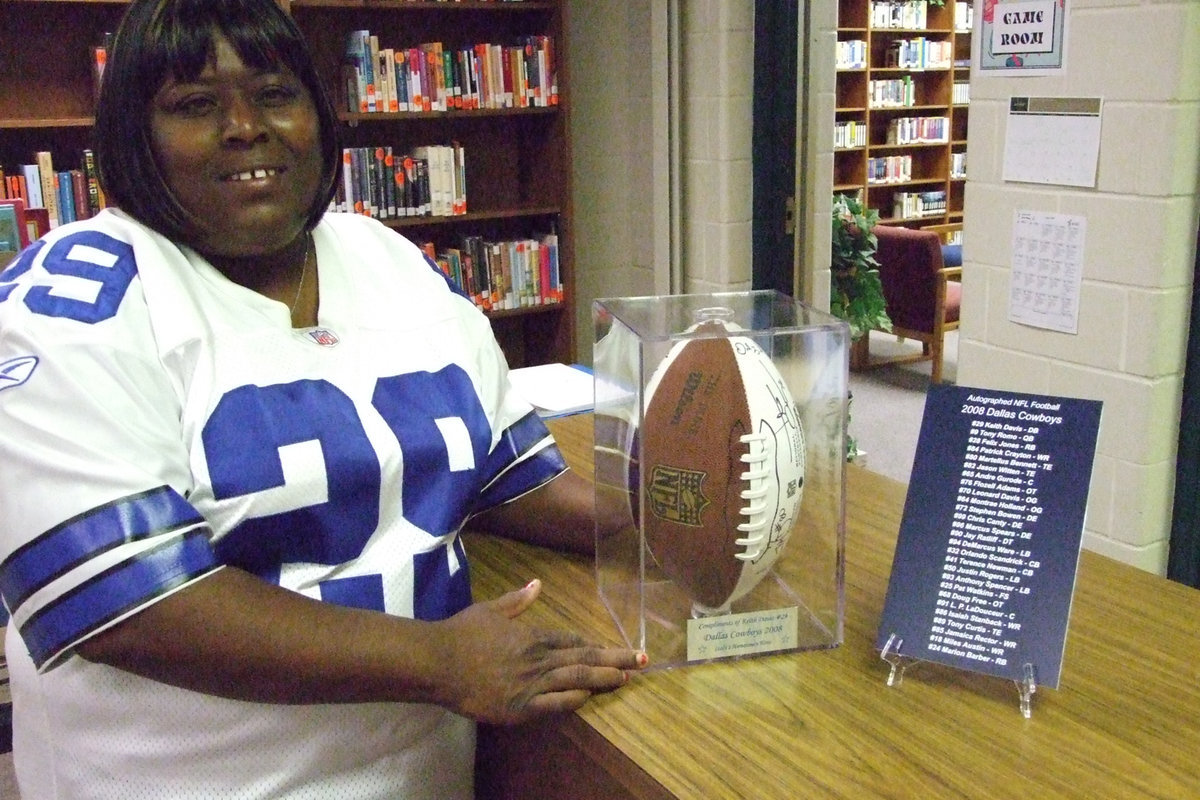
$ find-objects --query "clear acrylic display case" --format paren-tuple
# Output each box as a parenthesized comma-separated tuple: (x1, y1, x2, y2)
(591, 291, 848, 669)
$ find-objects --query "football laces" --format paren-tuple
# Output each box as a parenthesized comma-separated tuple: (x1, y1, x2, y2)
(736, 431, 773, 560)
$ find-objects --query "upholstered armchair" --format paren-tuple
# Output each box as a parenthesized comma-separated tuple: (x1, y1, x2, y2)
(855, 224, 962, 383)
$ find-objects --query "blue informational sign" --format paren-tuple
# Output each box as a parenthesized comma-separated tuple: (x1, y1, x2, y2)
(876, 384, 1102, 689)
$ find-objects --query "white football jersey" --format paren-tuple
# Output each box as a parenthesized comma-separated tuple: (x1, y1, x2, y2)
(0, 209, 566, 799)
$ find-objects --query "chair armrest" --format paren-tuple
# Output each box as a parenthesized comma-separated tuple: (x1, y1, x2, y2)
(934, 267, 963, 330)
(923, 222, 963, 243)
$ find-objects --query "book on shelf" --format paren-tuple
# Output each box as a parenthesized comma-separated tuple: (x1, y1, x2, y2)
(407, 47, 428, 111)
(69, 169, 91, 223)
(343, 30, 374, 113)
(81, 149, 105, 216)
(91, 32, 114, 100)
(0, 196, 27, 247)
(0, 198, 29, 267)
(54, 171, 75, 225)
(35, 152, 58, 230)
(424, 43, 447, 112)
(375, 41, 393, 115)
(20, 165, 43, 211)
(452, 142, 467, 215)
(24, 209, 50, 242)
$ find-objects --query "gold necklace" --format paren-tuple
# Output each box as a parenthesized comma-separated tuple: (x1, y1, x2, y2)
(289, 234, 313, 321)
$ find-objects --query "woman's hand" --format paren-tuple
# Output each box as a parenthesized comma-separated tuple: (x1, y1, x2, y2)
(436, 578, 647, 725)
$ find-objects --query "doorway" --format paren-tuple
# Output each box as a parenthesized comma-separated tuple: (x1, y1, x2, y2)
(751, 0, 801, 297)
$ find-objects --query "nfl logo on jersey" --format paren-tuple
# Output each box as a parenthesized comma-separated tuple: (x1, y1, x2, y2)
(306, 328, 340, 347)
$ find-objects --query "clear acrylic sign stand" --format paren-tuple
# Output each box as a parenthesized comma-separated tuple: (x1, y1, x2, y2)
(879, 633, 1040, 719)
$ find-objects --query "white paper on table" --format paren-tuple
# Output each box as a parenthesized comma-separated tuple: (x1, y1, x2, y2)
(508, 363, 595, 417)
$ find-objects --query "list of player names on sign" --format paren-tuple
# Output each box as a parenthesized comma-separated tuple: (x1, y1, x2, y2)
(877, 386, 1102, 688)
(932, 395, 1058, 669)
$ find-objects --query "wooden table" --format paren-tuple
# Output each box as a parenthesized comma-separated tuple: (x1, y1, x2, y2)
(471, 414, 1200, 799)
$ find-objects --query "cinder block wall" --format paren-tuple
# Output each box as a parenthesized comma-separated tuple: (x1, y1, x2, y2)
(568, 1, 660, 351)
(957, 2, 1200, 573)
(676, 1, 755, 293)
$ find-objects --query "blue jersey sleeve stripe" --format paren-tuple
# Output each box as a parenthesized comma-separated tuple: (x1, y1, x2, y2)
(478, 411, 554, 485)
(0, 485, 203, 613)
(20, 529, 219, 670)
(476, 442, 568, 511)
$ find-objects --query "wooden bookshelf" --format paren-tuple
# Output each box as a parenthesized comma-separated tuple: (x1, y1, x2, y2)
(835, 0, 972, 229)
(0, 0, 575, 367)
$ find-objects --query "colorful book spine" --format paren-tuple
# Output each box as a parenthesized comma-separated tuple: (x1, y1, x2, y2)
(35, 152, 59, 228)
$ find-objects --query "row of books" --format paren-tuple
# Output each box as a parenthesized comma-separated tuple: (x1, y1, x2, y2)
(950, 151, 968, 179)
(0, 150, 107, 231)
(952, 81, 971, 105)
(871, 0, 931, 30)
(869, 77, 918, 108)
(834, 120, 869, 150)
(891, 189, 947, 220)
(867, 154, 914, 184)
(334, 144, 466, 220)
(955, 2, 975, 32)
(885, 115, 949, 144)
(836, 40, 867, 70)
(883, 38, 953, 70)
(420, 233, 562, 312)
(342, 31, 557, 115)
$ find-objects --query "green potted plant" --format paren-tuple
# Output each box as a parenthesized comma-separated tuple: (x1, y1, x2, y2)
(830, 193, 891, 464)
(830, 193, 891, 342)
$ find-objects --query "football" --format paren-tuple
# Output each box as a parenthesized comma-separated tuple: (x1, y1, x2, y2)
(638, 318, 806, 614)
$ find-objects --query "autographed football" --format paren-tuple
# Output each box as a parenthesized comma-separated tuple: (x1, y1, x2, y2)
(638, 319, 806, 614)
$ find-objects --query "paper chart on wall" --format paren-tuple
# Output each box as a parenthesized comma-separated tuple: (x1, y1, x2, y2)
(1002, 97, 1102, 188)
(1008, 211, 1085, 334)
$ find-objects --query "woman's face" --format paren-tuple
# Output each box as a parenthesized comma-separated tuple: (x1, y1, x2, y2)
(149, 33, 324, 258)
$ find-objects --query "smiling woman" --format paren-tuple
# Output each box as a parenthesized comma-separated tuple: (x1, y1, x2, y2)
(146, 32, 326, 315)
(93, 0, 340, 243)
(148, 34, 324, 252)
(92, 0, 339, 321)
(0, 0, 645, 798)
